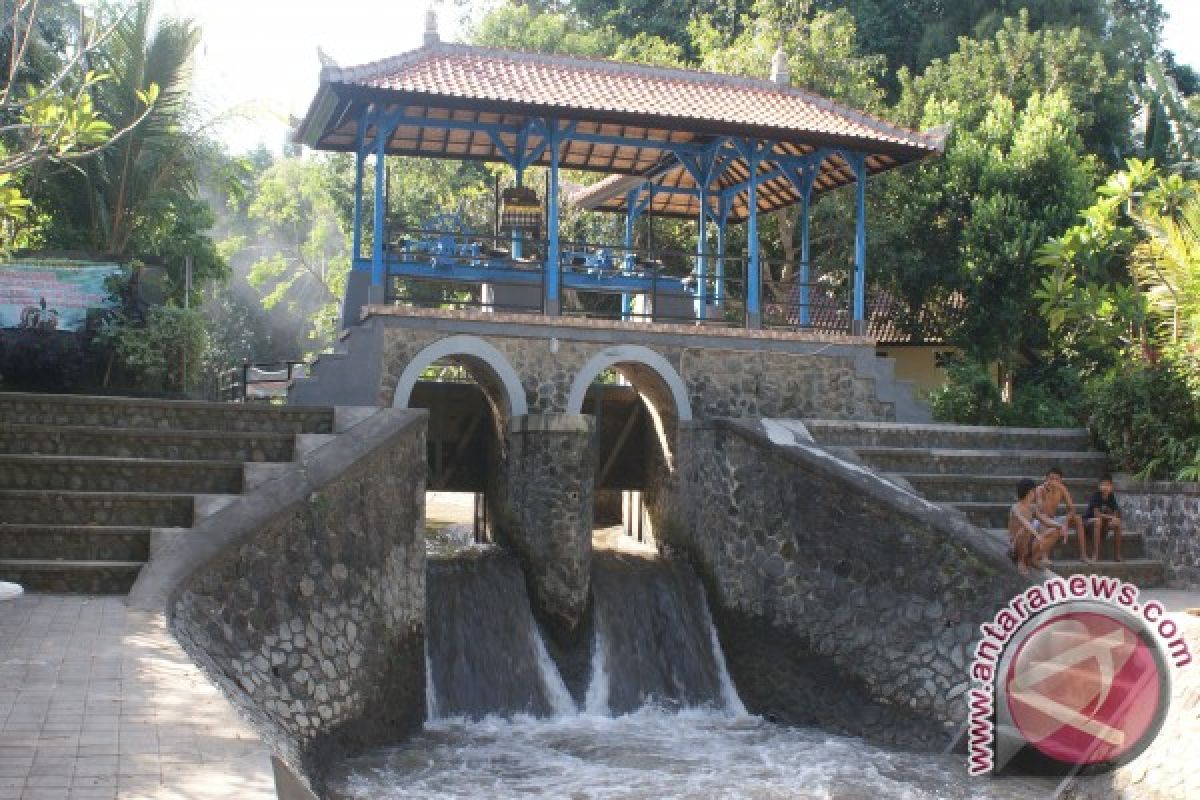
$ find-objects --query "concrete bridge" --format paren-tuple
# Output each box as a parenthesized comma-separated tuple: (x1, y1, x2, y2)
(290, 306, 933, 637)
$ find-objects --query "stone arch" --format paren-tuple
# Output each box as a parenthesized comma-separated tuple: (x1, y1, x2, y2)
(566, 345, 692, 421)
(392, 334, 528, 418)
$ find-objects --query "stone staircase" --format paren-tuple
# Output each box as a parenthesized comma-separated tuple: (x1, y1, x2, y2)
(802, 419, 1168, 587)
(0, 392, 335, 593)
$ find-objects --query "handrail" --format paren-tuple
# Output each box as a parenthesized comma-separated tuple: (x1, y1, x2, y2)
(218, 360, 309, 403)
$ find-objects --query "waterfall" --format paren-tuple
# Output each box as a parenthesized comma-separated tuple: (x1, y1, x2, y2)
(426, 549, 743, 720)
(532, 620, 577, 716)
(582, 627, 610, 715)
(425, 551, 577, 719)
(587, 551, 731, 714)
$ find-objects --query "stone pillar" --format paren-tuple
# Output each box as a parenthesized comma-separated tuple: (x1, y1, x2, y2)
(498, 413, 595, 638)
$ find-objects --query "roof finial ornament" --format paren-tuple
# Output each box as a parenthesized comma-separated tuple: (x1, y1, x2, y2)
(424, 6, 440, 47)
(770, 46, 790, 87)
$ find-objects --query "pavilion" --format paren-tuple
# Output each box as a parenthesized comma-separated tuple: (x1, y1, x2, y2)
(294, 14, 942, 332)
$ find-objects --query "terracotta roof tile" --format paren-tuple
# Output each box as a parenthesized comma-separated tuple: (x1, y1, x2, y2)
(320, 43, 939, 154)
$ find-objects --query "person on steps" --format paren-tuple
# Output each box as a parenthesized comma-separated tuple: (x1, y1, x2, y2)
(1083, 474, 1123, 562)
(1036, 467, 1089, 562)
(1010, 478, 1062, 573)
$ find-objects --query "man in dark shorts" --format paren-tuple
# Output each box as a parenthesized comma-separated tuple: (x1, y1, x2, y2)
(1036, 467, 1089, 562)
(1083, 474, 1123, 561)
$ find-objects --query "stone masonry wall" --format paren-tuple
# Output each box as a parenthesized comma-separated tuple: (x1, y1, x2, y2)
(378, 326, 892, 422)
(666, 419, 1030, 742)
(1116, 478, 1200, 590)
(496, 414, 595, 639)
(168, 412, 427, 796)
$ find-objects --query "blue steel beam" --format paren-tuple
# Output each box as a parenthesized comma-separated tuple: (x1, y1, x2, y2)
(732, 138, 771, 329)
(778, 161, 819, 327)
(382, 259, 692, 295)
(849, 151, 867, 331)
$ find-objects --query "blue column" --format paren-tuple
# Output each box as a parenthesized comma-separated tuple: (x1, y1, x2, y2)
(545, 120, 561, 316)
(852, 153, 867, 335)
(696, 183, 708, 320)
(370, 129, 387, 299)
(622, 188, 637, 319)
(352, 148, 364, 263)
(746, 143, 763, 329)
(716, 196, 729, 305)
(799, 183, 811, 326)
(511, 168, 524, 260)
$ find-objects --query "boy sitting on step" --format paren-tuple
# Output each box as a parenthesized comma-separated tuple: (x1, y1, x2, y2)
(1083, 475, 1123, 562)
(1009, 478, 1063, 573)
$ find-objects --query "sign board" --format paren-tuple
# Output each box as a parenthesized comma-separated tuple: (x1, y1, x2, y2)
(0, 262, 122, 332)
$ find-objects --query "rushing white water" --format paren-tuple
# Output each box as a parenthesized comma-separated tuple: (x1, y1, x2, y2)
(531, 623, 577, 716)
(391, 551, 1048, 799)
(706, 612, 747, 717)
(327, 708, 1048, 800)
(423, 647, 439, 721)
(583, 627, 610, 715)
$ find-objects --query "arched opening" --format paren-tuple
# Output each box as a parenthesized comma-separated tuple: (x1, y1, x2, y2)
(568, 346, 690, 552)
(393, 336, 527, 548)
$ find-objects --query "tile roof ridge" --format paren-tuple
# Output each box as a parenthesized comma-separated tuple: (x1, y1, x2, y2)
(324, 42, 937, 151)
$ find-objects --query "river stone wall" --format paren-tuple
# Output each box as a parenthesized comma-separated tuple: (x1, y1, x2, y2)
(1115, 478, 1200, 590)
(167, 410, 428, 797)
(665, 418, 1031, 743)
(497, 414, 595, 639)
(1065, 613, 1199, 800)
(377, 326, 891, 421)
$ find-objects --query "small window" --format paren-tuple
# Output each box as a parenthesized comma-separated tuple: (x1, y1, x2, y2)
(934, 351, 956, 368)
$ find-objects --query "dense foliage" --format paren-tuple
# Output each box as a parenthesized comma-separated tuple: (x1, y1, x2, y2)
(4, 0, 1199, 470)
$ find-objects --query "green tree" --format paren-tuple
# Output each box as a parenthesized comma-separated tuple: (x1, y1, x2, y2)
(238, 156, 352, 351)
(0, 0, 157, 242)
(29, 0, 224, 297)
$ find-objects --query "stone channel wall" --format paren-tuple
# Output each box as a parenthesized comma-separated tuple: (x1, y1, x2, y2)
(497, 414, 595, 638)
(290, 309, 926, 422)
(377, 323, 891, 420)
(1116, 478, 1200, 590)
(665, 418, 1031, 744)
(161, 410, 428, 797)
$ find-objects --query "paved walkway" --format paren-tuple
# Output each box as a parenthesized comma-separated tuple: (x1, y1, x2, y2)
(0, 595, 273, 800)
(1, 584, 1197, 800)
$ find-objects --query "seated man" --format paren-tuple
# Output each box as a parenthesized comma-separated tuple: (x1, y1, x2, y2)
(1084, 474, 1123, 561)
(1037, 466, 1090, 562)
(1010, 478, 1062, 573)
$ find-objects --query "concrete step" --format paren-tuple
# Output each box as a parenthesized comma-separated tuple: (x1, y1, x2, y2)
(853, 447, 1107, 478)
(983, 528, 1146, 560)
(0, 455, 244, 494)
(0, 490, 193, 527)
(0, 525, 150, 561)
(895, 473, 1095, 503)
(803, 419, 1091, 452)
(0, 424, 295, 462)
(952, 501, 1087, 529)
(0, 559, 142, 593)
(1049, 559, 1167, 588)
(0, 392, 333, 434)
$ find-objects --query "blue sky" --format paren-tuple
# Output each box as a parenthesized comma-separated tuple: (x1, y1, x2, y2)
(164, 0, 1200, 155)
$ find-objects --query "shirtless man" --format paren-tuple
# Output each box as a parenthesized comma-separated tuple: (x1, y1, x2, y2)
(1036, 466, 1089, 562)
(1010, 478, 1062, 572)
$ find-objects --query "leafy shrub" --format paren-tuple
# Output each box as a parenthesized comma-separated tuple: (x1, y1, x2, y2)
(101, 306, 210, 395)
(929, 360, 1005, 425)
(929, 359, 1079, 427)
(1083, 361, 1200, 478)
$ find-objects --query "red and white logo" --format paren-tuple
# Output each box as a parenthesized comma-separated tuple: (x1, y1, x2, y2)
(1004, 610, 1164, 766)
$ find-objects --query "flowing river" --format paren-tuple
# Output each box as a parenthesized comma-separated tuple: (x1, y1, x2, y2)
(327, 547, 1049, 799)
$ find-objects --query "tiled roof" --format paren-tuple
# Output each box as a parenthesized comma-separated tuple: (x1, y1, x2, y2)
(317, 44, 938, 154)
(297, 43, 943, 220)
(778, 287, 965, 344)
